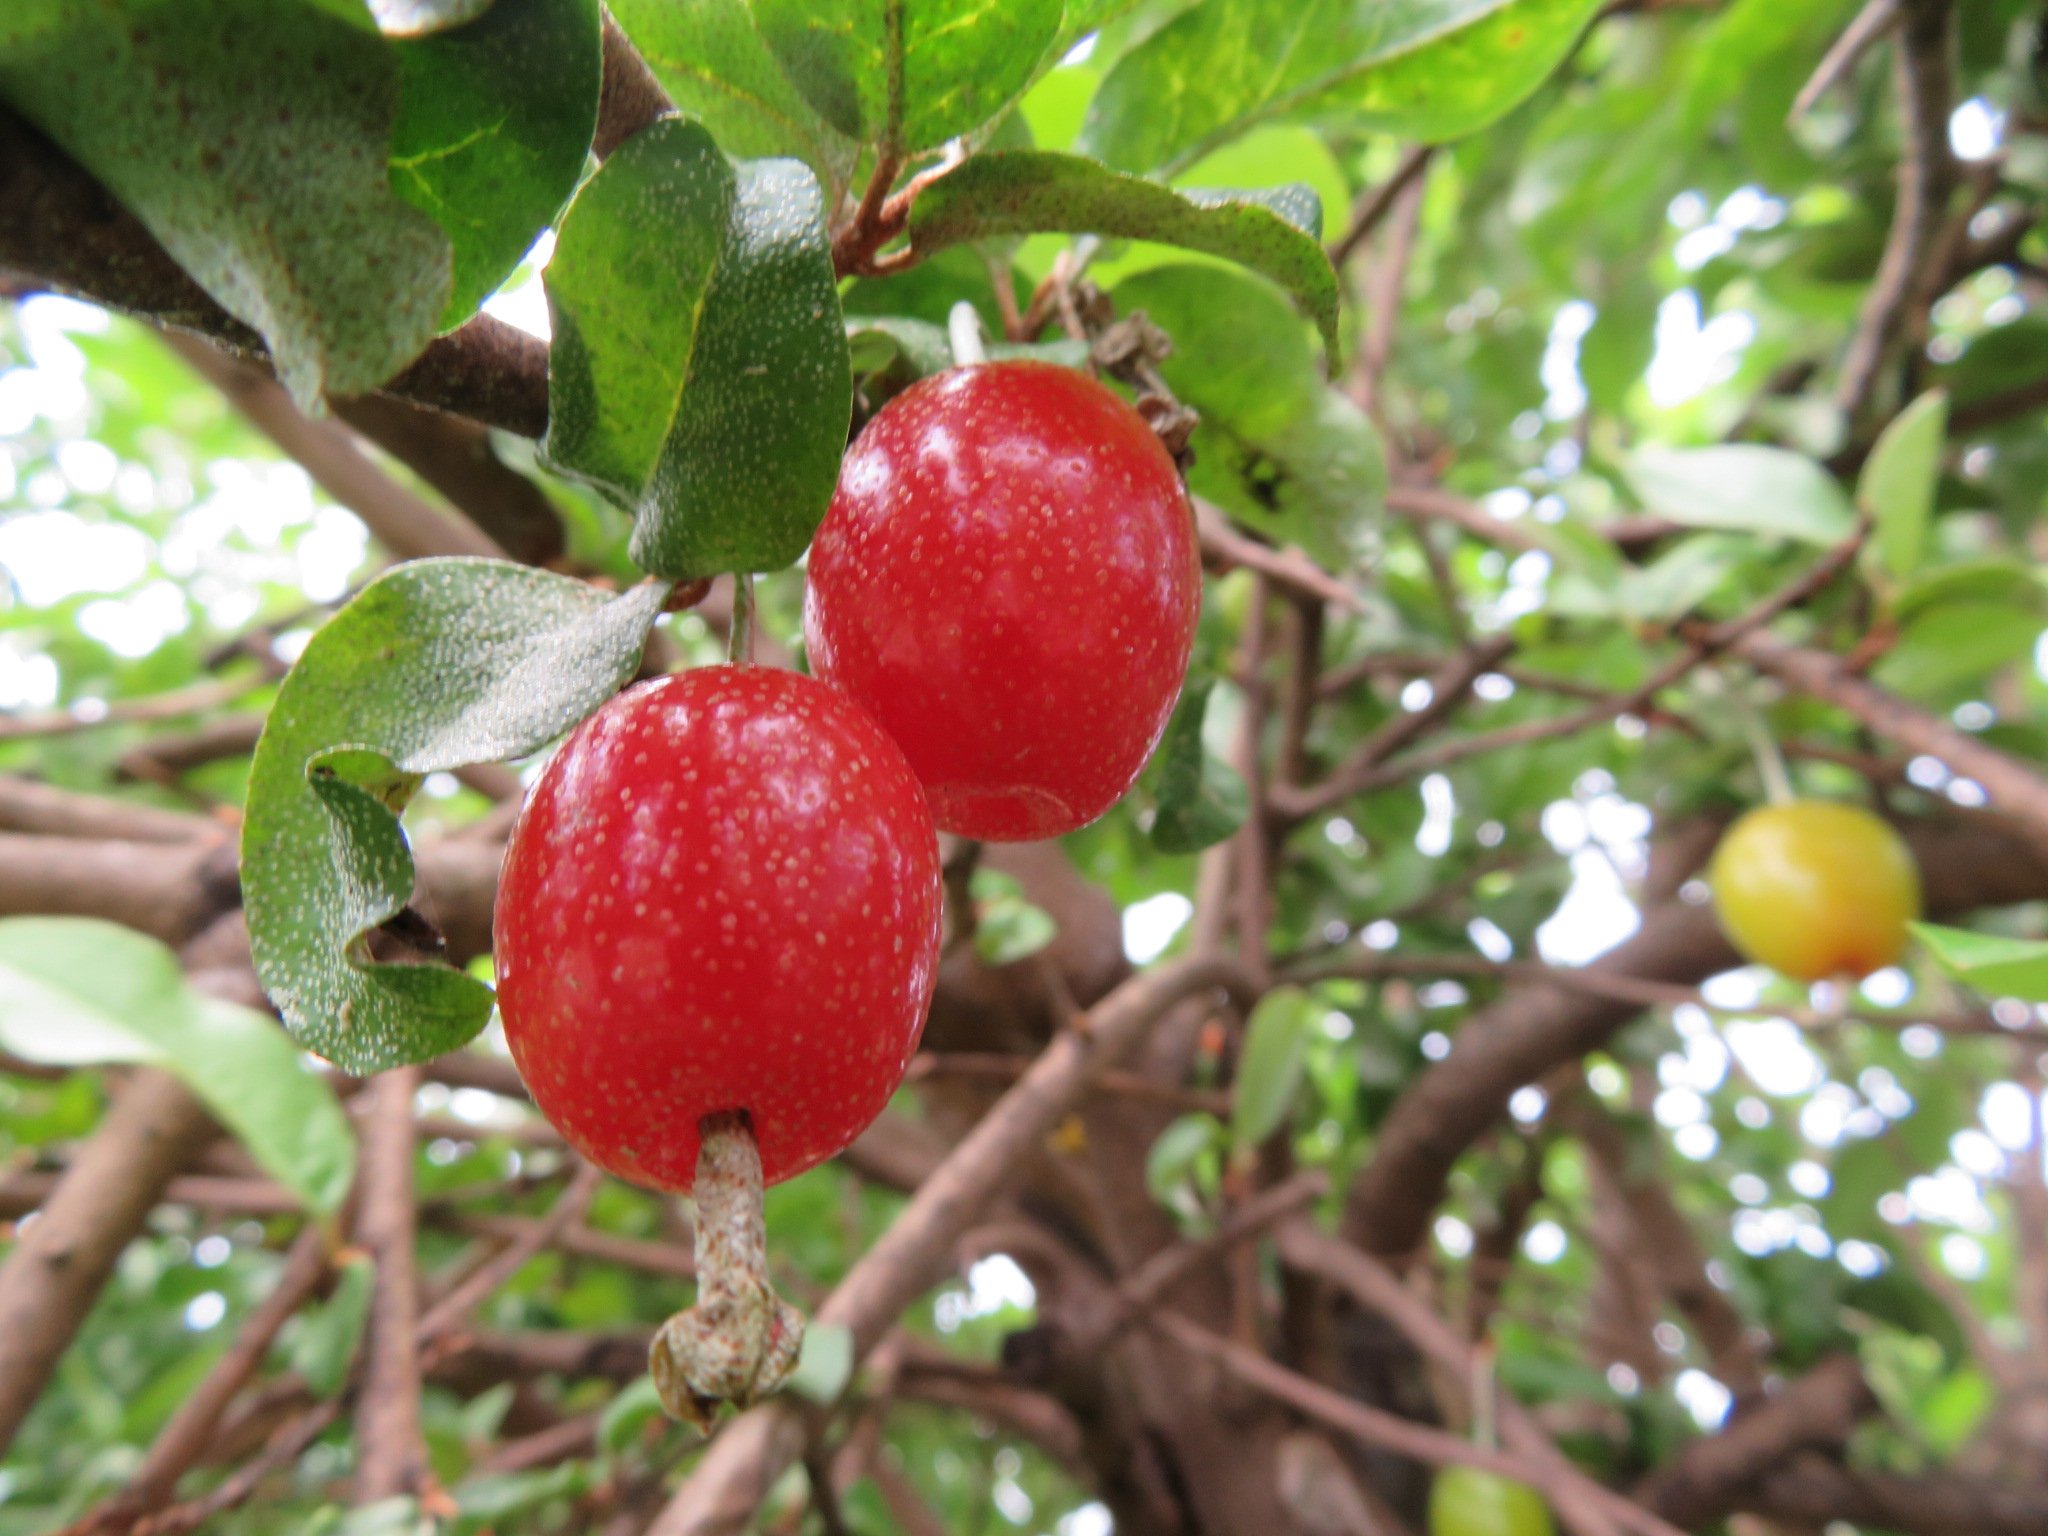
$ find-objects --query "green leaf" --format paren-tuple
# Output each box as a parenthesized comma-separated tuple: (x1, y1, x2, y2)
(1912, 924, 2048, 1002)
(1622, 446, 1856, 546)
(1146, 1111, 1225, 1204)
(0, 918, 356, 1214)
(1146, 679, 1249, 854)
(1873, 601, 2045, 700)
(452, 1464, 595, 1523)
(1113, 264, 1381, 563)
(389, 0, 603, 328)
(1858, 389, 1948, 587)
(293, 1254, 377, 1397)
(242, 559, 671, 1073)
(909, 151, 1338, 357)
(1232, 985, 1316, 1147)
(0, 1, 451, 408)
(543, 117, 851, 580)
(1893, 558, 2048, 624)
(598, 1376, 666, 1455)
(1082, 0, 1601, 172)
(971, 870, 1060, 967)
(1613, 533, 1749, 623)
(786, 1322, 855, 1403)
(608, 0, 856, 187)
(749, 0, 1064, 154)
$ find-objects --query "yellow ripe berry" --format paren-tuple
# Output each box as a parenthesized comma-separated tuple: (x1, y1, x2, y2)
(1708, 801, 1922, 983)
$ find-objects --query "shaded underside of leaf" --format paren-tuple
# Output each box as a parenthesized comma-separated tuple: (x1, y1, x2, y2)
(750, 0, 1065, 154)
(390, 0, 604, 328)
(1146, 676, 1251, 854)
(1115, 263, 1382, 565)
(608, 0, 857, 191)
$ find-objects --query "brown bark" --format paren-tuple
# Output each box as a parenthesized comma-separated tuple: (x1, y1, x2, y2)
(0, 1068, 217, 1456)
(353, 1068, 428, 1505)
(1639, 1355, 1875, 1529)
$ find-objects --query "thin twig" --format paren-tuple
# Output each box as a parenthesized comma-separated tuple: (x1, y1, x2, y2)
(1327, 146, 1434, 267)
(1788, 0, 1902, 125)
(1835, 0, 1957, 423)
(354, 1068, 428, 1505)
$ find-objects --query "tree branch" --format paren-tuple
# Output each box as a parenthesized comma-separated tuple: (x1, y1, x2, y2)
(1834, 0, 1957, 423)
(1730, 628, 2048, 859)
(0, 1068, 218, 1456)
(166, 334, 508, 562)
(353, 1068, 428, 1505)
(1637, 1354, 1874, 1528)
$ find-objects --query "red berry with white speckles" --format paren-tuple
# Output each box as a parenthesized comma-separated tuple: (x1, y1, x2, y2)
(493, 666, 942, 1193)
(803, 361, 1200, 842)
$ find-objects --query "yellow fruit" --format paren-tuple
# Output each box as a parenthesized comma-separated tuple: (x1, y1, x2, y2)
(1708, 801, 1921, 982)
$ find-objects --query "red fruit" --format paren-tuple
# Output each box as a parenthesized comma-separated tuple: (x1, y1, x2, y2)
(803, 360, 1201, 842)
(493, 666, 942, 1192)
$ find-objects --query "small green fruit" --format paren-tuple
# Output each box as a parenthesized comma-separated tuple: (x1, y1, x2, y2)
(1429, 1465, 1555, 1536)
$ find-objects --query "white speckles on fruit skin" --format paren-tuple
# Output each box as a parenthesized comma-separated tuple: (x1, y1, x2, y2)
(803, 361, 1201, 842)
(493, 666, 943, 1193)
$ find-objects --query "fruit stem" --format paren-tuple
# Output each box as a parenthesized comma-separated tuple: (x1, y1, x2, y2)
(1471, 1338, 1499, 1452)
(1741, 704, 1797, 807)
(728, 574, 755, 667)
(948, 300, 989, 367)
(649, 1111, 804, 1430)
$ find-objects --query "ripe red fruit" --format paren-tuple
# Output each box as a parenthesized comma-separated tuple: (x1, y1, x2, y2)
(803, 360, 1201, 842)
(493, 665, 943, 1193)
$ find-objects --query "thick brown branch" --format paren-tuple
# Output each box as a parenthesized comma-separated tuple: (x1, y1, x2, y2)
(0, 1069, 218, 1456)
(595, 7, 676, 159)
(0, 776, 212, 844)
(1637, 1354, 1874, 1528)
(1746, 1460, 2048, 1536)
(330, 395, 565, 566)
